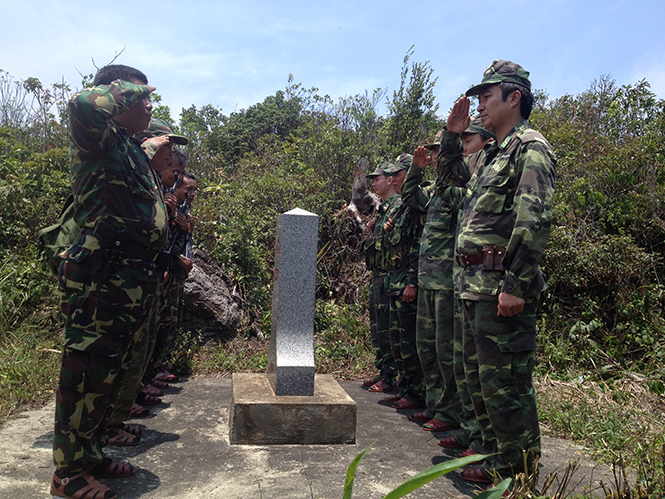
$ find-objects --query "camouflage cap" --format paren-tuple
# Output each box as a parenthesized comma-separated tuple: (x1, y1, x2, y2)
(463, 117, 497, 141)
(135, 118, 189, 145)
(424, 130, 443, 150)
(466, 60, 531, 97)
(390, 153, 412, 172)
(366, 160, 394, 177)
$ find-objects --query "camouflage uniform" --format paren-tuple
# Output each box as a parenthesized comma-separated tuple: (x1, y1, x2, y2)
(437, 61, 556, 477)
(149, 205, 191, 375)
(107, 119, 188, 428)
(385, 157, 425, 402)
(401, 163, 462, 425)
(364, 164, 400, 385)
(53, 80, 168, 473)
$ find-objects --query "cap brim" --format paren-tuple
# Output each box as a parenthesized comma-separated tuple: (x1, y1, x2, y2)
(168, 134, 189, 145)
(465, 83, 493, 97)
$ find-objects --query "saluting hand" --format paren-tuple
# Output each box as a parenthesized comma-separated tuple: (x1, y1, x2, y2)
(447, 97, 471, 134)
(412, 146, 431, 169)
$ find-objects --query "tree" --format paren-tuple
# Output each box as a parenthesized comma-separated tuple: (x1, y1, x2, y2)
(382, 46, 441, 159)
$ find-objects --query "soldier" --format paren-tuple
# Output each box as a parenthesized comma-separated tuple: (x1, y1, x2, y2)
(362, 161, 400, 393)
(51, 65, 167, 499)
(104, 119, 189, 440)
(407, 119, 495, 458)
(148, 166, 198, 385)
(403, 120, 495, 435)
(383, 154, 426, 410)
(436, 60, 556, 484)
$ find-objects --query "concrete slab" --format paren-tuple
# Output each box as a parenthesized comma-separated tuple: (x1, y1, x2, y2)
(0, 378, 617, 499)
(229, 373, 356, 444)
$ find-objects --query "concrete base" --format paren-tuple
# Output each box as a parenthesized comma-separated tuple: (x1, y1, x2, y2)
(229, 373, 356, 445)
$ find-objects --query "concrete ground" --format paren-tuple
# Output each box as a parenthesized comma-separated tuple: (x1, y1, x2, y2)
(0, 377, 610, 498)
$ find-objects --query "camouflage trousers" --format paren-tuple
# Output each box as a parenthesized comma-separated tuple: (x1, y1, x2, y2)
(149, 278, 185, 377)
(106, 278, 162, 429)
(54, 249, 159, 472)
(462, 296, 541, 477)
(389, 293, 424, 400)
(451, 296, 482, 452)
(415, 288, 460, 425)
(369, 273, 398, 384)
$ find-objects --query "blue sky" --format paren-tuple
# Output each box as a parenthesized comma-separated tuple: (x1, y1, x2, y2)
(1, 0, 664, 123)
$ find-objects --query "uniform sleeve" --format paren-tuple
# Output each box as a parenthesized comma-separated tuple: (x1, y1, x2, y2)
(401, 165, 433, 211)
(436, 131, 472, 194)
(500, 141, 556, 298)
(69, 79, 151, 157)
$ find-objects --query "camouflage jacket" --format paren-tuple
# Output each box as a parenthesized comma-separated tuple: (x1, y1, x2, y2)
(402, 165, 462, 291)
(66, 80, 168, 257)
(436, 121, 556, 301)
(363, 193, 399, 272)
(384, 195, 425, 295)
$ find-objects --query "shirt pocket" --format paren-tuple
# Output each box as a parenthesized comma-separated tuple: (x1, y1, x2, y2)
(474, 173, 511, 214)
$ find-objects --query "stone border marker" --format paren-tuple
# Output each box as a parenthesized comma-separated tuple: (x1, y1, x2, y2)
(267, 208, 318, 396)
(229, 208, 357, 445)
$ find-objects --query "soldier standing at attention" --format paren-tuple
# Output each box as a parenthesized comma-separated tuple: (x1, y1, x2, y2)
(363, 162, 400, 393)
(404, 121, 495, 436)
(51, 65, 167, 499)
(383, 154, 426, 410)
(437, 60, 556, 484)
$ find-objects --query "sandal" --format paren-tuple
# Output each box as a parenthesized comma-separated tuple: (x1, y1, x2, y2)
(155, 369, 179, 383)
(460, 448, 485, 464)
(130, 403, 150, 418)
(368, 379, 397, 392)
(392, 398, 422, 410)
(108, 427, 140, 447)
(408, 411, 430, 422)
(50, 471, 116, 499)
(117, 423, 142, 436)
(136, 392, 161, 406)
(89, 455, 136, 478)
(385, 394, 402, 403)
(151, 379, 169, 390)
(459, 467, 494, 484)
(438, 436, 464, 449)
(362, 376, 382, 387)
(423, 418, 454, 432)
(142, 384, 164, 397)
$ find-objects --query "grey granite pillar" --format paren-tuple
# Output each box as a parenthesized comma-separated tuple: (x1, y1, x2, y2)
(267, 208, 318, 396)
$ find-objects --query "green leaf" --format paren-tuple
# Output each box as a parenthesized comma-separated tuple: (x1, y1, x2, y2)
(382, 454, 492, 499)
(473, 479, 512, 499)
(343, 441, 375, 499)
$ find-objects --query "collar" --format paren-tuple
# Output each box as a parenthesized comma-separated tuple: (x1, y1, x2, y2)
(497, 120, 529, 150)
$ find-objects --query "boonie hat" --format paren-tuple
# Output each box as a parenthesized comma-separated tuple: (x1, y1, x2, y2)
(466, 60, 531, 97)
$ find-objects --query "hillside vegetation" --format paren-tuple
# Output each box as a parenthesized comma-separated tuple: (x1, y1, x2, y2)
(1, 56, 664, 495)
